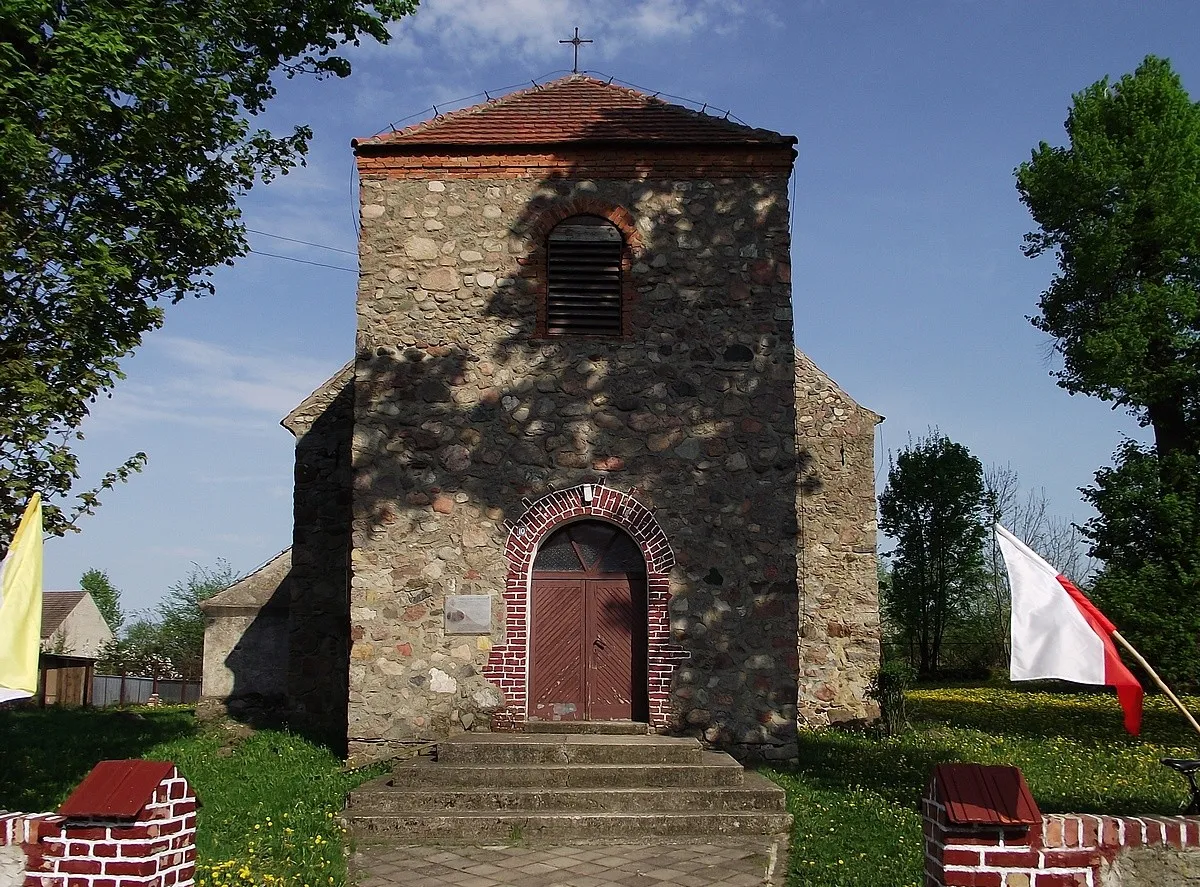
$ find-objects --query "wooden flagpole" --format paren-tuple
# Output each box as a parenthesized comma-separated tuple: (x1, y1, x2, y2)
(1112, 631, 1200, 738)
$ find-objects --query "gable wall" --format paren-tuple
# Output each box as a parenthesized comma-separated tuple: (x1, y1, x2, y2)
(349, 148, 806, 759)
(45, 596, 112, 658)
(285, 374, 355, 744)
(794, 356, 881, 723)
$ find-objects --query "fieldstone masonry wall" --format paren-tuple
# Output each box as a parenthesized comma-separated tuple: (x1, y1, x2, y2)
(283, 364, 355, 743)
(196, 84, 883, 755)
(348, 148, 813, 760)
(794, 350, 881, 724)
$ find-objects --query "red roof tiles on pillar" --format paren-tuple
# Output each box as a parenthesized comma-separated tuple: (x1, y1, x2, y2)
(934, 763, 1041, 827)
(58, 760, 176, 820)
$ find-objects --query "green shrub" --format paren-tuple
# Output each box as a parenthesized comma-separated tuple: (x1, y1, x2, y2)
(867, 660, 916, 735)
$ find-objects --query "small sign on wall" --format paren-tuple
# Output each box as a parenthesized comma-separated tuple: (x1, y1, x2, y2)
(445, 595, 492, 634)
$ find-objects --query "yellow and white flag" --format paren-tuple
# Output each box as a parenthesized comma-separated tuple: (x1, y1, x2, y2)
(0, 494, 43, 703)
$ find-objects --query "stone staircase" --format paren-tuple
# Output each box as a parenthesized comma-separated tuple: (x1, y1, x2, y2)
(346, 722, 793, 842)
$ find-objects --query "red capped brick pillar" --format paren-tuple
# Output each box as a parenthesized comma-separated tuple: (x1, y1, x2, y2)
(926, 767, 1200, 886)
(923, 764, 1043, 887)
(484, 483, 687, 730)
(0, 760, 198, 887)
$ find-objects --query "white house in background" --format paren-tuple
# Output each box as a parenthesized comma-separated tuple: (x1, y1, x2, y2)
(41, 591, 114, 658)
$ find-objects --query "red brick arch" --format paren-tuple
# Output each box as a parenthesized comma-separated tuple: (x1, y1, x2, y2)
(517, 198, 644, 339)
(483, 484, 688, 730)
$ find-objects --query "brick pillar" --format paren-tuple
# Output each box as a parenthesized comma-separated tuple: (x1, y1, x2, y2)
(0, 761, 197, 887)
(924, 763, 1200, 886)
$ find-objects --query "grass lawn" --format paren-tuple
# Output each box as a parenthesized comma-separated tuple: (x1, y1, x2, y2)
(0, 706, 382, 887)
(3, 687, 1199, 887)
(766, 685, 1200, 887)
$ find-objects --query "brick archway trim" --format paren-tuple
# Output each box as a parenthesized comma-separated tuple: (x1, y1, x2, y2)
(517, 197, 644, 338)
(483, 484, 687, 731)
(523, 197, 645, 255)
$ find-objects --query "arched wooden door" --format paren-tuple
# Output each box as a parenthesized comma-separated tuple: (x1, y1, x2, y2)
(529, 520, 648, 722)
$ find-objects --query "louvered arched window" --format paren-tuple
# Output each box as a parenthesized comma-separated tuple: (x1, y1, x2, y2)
(546, 215, 623, 337)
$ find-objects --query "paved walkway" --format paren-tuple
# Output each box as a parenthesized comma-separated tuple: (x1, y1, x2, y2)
(352, 838, 788, 886)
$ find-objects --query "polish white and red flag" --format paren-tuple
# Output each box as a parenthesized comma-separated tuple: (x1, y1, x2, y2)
(994, 523, 1143, 735)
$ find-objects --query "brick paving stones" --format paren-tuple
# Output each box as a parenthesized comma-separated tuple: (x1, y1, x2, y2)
(351, 838, 787, 887)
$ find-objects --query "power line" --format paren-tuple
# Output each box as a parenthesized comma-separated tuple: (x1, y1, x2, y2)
(246, 227, 356, 255)
(588, 70, 752, 127)
(247, 247, 357, 274)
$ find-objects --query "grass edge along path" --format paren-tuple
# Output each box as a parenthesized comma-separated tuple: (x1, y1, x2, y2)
(764, 685, 1200, 887)
(6, 685, 1200, 887)
(0, 706, 384, 887)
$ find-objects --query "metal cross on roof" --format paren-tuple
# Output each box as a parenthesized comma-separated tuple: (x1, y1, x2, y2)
(559, 27, 593, 73)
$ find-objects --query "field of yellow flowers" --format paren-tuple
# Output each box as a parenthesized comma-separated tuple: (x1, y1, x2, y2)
(766, 684, 1200, 887)
(4, 685, 1200, 887)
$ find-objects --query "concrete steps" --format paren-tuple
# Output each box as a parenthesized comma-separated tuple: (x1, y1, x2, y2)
(353, 771, 785, 813)
(345, 727, 792, 842)
(348, 810, 796, 841)
(386, 753, 746, 788)
(436, 733, 703, 765)
(523, 719, 650, 735)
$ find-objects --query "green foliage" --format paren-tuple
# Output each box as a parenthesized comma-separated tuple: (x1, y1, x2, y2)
(1084, 443, 1200, 688)
(155, 560, 238, 681)
(878, 433, 990, 677)
(5, 689, 1199, 887)
(0, 705, 196, 810)
(153, 729, 382, 887)
(1019, 56, 1200, 688)
(1016, 55, 1200, 459)
(80, 567, 124, 633)
(97, 561, 237, 679)
(0, 0, 418, 548)
(765, 685, 1198, 886)
(866, 660, 916, 735)
(97, 617, 177, 678)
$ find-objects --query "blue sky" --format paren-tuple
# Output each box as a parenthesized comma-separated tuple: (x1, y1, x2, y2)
(42, 0, 1200, 612)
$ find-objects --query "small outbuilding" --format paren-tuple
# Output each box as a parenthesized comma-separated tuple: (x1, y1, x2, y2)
(41, 591, 113, 659)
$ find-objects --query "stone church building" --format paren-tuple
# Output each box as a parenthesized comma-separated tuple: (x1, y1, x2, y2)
(200, 75, 882, 761)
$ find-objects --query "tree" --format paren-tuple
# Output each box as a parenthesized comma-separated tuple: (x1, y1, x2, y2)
(984, 465, 1094, 584)
(1016, 55, 1200, 462)
(879, 433, 990, 677)
(1083, 443, 1200, 687)
(96, 560, 237, 680)
(1017, 56, 1200, 686)
(97, 618, 175, 679)
(154, 560, 238, 681)
(79, 567, 124, 633)
(0, 0, 418, 549)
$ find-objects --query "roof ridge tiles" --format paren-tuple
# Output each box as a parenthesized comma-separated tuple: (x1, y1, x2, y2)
(353, 73, 794, 150)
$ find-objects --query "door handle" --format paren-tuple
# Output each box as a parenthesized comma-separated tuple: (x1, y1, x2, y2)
(593, 636, 606, 650)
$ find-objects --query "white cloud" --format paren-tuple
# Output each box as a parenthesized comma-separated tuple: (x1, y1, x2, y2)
(88, 336, 339, 435)
(359, 0, 759, 72)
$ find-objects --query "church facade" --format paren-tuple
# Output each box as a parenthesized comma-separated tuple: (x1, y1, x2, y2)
(200, 76, 882, 762)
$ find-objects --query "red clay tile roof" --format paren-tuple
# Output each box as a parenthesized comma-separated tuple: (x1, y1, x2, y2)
(934, 763, 1041, 827)
(58, 760, 176, 820)
(41, 590, 86, 638)
(355, 75, 795, 150)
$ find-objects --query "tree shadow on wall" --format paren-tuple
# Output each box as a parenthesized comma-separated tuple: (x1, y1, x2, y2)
(300, 105, 824, 752)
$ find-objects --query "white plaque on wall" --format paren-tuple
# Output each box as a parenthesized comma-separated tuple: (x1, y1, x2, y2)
(445, 595, 492, 634)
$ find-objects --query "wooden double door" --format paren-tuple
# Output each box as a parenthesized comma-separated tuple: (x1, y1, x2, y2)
(528, 521, 648, 722)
